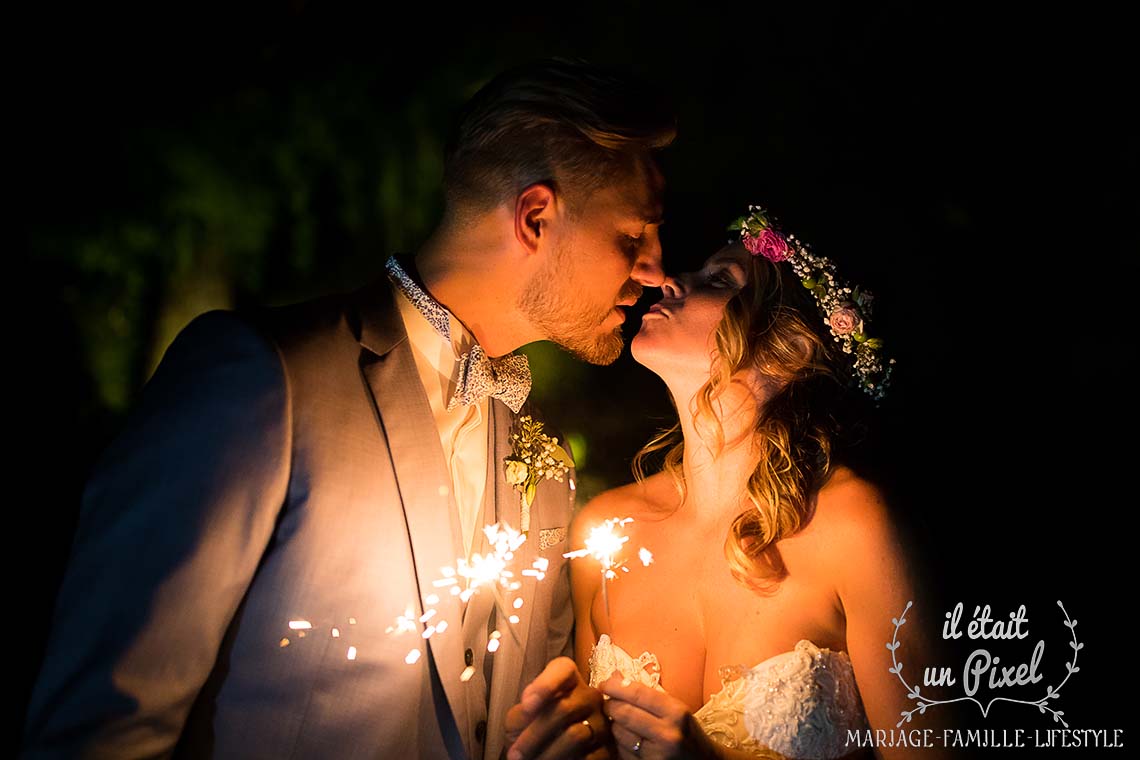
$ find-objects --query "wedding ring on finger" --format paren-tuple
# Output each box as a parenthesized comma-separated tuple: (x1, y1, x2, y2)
(632, 737, 642, 756)
(581, 719, 596, 744)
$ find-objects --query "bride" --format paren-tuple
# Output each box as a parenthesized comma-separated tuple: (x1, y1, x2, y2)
(571, 208, 939, 760)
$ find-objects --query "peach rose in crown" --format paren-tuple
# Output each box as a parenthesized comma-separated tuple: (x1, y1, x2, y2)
(828, 304, 863, 336)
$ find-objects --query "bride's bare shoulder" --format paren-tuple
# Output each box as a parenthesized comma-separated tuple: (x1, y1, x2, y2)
(572, 472, 676, 533)
(805, 465, 906, 571)
(804, 466, 896, 545)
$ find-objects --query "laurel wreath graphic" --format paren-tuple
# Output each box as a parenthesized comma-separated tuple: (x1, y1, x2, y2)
(888, 600, 1081, 728)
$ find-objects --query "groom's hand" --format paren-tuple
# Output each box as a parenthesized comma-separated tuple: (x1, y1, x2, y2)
(505, 657, 611, 760)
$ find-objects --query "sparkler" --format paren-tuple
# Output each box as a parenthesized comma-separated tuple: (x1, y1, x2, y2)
(449, 522, 530, 645)
(287, 518, 558, 669)
(563, 517, 626, 621)
(563, 517, 647, 621)
(387, 521, 549, 663)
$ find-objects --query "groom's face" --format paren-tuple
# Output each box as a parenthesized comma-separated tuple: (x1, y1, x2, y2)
(519, 158, 666, 365)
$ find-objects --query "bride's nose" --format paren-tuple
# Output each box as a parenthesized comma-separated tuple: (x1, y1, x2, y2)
(660, 273, 686, 300)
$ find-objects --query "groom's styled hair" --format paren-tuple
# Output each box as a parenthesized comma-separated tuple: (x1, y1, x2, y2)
(442, 57, 676, 221)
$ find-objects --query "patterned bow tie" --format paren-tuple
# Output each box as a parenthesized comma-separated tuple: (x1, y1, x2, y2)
(448, 344, 532, 414)
(385, 255, 532, 413)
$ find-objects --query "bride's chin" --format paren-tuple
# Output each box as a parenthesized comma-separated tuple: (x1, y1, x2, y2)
(630, 334, 663, 371)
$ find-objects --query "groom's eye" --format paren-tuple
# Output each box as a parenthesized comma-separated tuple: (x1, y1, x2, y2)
(621, 234, 643, 257)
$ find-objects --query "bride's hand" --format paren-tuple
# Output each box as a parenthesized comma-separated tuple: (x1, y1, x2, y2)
(599, 674, 719, 760)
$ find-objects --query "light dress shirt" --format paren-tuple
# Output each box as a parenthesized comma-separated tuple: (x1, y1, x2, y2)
(393, 283, 489, 559)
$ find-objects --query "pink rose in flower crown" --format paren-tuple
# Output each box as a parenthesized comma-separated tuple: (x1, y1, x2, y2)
(828, 304, 862, 336)
(743, 229, 791, 262)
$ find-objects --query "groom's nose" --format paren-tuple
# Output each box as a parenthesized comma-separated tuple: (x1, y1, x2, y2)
(629, 231, 664, 288)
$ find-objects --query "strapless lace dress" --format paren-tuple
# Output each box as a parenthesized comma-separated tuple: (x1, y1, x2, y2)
(589, 634, 868, 759)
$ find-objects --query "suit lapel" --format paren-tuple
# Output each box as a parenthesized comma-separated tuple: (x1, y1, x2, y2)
(486, 399, 540, 757)
(461, 415, 497, 629)
(354, 277, 471, 747)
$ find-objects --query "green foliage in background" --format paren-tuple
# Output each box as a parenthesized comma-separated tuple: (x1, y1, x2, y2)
(31, 53, 673, 505)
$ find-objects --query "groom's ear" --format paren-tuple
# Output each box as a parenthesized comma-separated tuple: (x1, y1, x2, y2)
(515, 182, 558, 256)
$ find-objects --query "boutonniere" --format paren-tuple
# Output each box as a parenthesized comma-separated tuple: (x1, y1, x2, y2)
(504, 415, 572, 534)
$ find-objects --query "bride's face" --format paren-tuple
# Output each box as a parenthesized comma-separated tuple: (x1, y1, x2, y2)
(631, 242, 751, 376)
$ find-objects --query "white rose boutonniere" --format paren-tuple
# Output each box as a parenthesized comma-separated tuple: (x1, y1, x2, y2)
(504, 415, 572, 533)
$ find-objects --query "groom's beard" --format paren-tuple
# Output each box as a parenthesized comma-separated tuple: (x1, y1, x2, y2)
(518, 248, 642, 366)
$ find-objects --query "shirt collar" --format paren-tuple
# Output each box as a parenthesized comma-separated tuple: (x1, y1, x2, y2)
(387, 255, 475, 381)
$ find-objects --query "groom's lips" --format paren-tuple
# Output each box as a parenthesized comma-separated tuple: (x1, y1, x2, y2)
(613, 296, 640, 322)
(645, 304, 669, 318)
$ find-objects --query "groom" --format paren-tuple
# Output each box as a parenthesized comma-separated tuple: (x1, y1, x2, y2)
(21, 58, 672, 759)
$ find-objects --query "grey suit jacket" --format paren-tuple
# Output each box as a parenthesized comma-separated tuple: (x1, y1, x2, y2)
(22, 274, 576, 759)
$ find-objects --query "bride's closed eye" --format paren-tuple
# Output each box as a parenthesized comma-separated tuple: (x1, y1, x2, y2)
(707, 270, 739, 288)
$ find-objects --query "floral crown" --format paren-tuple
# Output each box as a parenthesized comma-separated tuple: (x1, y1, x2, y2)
(727, 205, 894, 400)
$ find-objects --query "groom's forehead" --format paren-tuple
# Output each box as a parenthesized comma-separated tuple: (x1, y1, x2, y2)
(616, 161, 666, 223)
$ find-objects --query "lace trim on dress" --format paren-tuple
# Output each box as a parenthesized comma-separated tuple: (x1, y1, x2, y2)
(588, 636, 868, 760)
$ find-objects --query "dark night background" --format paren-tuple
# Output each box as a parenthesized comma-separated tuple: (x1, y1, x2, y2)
(13, 2, 1135, 755)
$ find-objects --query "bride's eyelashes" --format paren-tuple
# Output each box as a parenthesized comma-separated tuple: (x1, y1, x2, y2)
(706, 269, 740, 289)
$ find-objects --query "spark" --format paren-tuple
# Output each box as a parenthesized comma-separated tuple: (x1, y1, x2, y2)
(405, 649, 421, 665)
(332, 628, 340, 638)
(522, 556, 550, 580)
(563, 517, 636, 620)
(288, 620, 313, 630)
(513, 598, 524, 609)
(347, 646, 358, 661)
(639, 547, 654, 566)
(386, 606, 418, 635)
(279, 638, 290, 648)
(461, 666, 476, 682)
